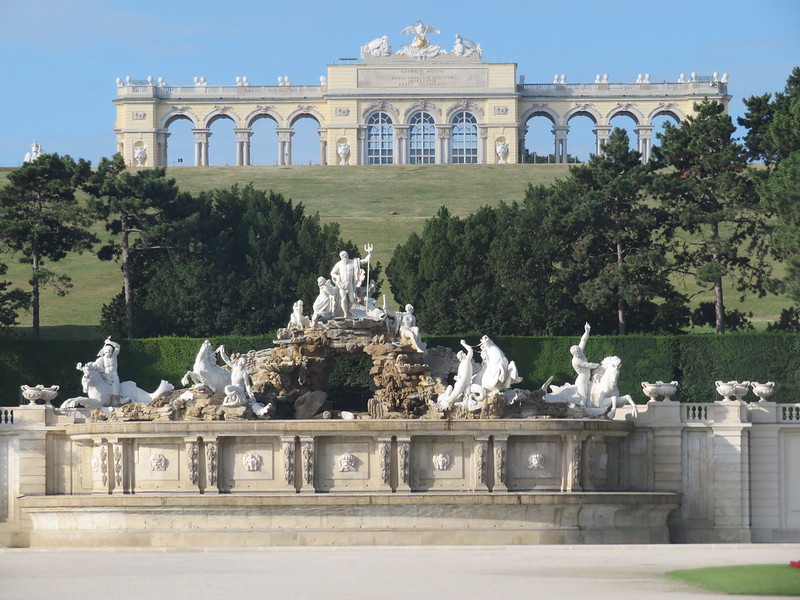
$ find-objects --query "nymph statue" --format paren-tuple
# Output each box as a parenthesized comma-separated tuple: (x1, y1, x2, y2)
(311, 277, 337, 323)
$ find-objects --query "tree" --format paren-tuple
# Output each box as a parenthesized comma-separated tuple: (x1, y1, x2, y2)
(550, 129, 688, 334)
(101, 185, 357, 337)
(739, 66, 800, 166)
(0, 261, 29, 333)
(0, 154, 96, 338)
(84, 154, 181, 338)
(651, 100, 770, 334)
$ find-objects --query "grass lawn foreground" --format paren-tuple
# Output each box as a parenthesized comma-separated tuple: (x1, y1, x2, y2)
(666, 564, 800, 596)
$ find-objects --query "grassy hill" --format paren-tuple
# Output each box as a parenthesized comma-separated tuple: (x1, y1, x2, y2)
(0, 164, 791, 337)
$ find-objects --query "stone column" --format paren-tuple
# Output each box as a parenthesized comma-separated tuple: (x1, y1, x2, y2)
(394, 125, 409, 165)
(357, 126, 367, 165)
(593, 125, 612, 155)
(478, 126, 489, 164)
(185, 439, 200, 491)
(317, 127, 327, 166)
(192, 128, 210, 166)
(636, 125, 654, 162)
(111, 439, 125, 494)
(553, 125, 570, 163)
(156, 131, 169, 167)
(436, 125, 452, 164)
(561, 435, 583, 492)
(377, 438, 393, 491)
(276, 128, 294, 166)
(474, 437, 490, 492)
(493, 435, 508, 492)
(518, 125, 528, 163)
(234, 128, 252, 166)
(281, 436, 298, 492)
(396, 436, 411, 492)
(299, 436, 315, 493)
(203, 437, 219, 493)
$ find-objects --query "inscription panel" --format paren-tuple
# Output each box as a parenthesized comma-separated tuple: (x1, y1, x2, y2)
(358, 68, 488, 89)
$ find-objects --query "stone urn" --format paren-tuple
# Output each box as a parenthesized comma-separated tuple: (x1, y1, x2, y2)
(641, 382, 661, 402)
(656, 380, 679, 402)
(20, 384, 59, 406)
(731, 381, 750, 401)
(715, 380, 737, 401)
(751, 381, 775, 402)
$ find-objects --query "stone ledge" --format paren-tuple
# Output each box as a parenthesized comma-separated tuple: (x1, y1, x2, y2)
(19, 492, 680, 547)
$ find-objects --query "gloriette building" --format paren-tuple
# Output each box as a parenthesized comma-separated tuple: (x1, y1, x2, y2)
(113, 21, 730, 167)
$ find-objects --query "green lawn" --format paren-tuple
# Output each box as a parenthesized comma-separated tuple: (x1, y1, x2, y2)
(0, 163, 793, 337)
(666, 564, 800, 596)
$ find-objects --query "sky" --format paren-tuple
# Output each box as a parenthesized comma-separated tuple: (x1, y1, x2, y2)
(1, 0, 798, 167)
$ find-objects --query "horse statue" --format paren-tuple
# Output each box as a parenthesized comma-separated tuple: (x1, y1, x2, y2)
(180, 340, 232, 393)
(62, 362, 174, 409)
(587, 356, 638, 419)
(546, 355, 638, 419)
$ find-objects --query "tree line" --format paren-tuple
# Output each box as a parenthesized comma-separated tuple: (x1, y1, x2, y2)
(0, 68, 798, 338)
(389, 70, 800, 336)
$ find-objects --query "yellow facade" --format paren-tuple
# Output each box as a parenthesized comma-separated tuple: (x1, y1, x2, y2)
(114, 48, 729, 167)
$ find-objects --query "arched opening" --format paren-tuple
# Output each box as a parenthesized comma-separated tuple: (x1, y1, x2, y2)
(290, 115, 322, 165)
(164, 115, 194, 167)
(522, 114, 555, 163)
(608, 112, 639, 154)
(250, 115, 279, 165)
(207, 115, 237, 166)
(408, 111, 436, 164)
(366, 112, 394, 164)
(650, 113, 681, 156)
(450, 111, 477, 163)
(565, 113, 596, 163)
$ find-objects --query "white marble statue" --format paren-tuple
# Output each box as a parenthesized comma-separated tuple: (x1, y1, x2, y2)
(330, 247, 372, 318)
(449, 336, 521, 412)
(288, 300, 311, 330)
(452, 34, 481, 57)
(63, 362, 174, 409)
(133, 145, 147, 167)
(180, 339, 232, 393)
(62, 339, 173, 409)
(545, 324, 638, 419)
(474, 335, 520, 394)
(337, 142, 350, 166)
(23, 139, 42, 163)
(361, 35, 391, 58)
(93, 337, 122, 404)
(433, 339, 474, 411)
(217, 345, 254, 407)
(394, 304, 426, 352)
(495, 141, 509, 164)
(311, 277, 337, 323)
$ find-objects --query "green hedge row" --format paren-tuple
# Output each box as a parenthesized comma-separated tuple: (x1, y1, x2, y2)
(2, 332, 799, 406)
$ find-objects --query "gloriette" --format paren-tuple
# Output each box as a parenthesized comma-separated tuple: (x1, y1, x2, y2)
(113, 20, 730, 167)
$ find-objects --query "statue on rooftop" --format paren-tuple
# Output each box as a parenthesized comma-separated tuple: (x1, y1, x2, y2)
(24, 139, 42, 163)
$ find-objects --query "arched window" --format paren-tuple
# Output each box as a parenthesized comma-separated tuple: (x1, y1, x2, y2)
(408, 111, 435, 164)
(366, 112, 394, 164)
(451, 111, 478, 163)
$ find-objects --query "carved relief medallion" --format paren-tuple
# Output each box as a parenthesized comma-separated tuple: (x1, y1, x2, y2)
(150, 453, 168, 472)
(243, 453, 263, 472)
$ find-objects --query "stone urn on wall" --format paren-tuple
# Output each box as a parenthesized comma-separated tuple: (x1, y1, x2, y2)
(751, 381, 775, 402)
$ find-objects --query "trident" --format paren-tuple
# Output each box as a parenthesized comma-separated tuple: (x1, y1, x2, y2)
(364, 243, 374, 302)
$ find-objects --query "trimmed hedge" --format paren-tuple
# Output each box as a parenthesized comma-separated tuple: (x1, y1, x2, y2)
(2, 332, 798, 406)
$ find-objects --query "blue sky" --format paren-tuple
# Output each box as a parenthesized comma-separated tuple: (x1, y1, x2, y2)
(1, 0, 797, 167)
